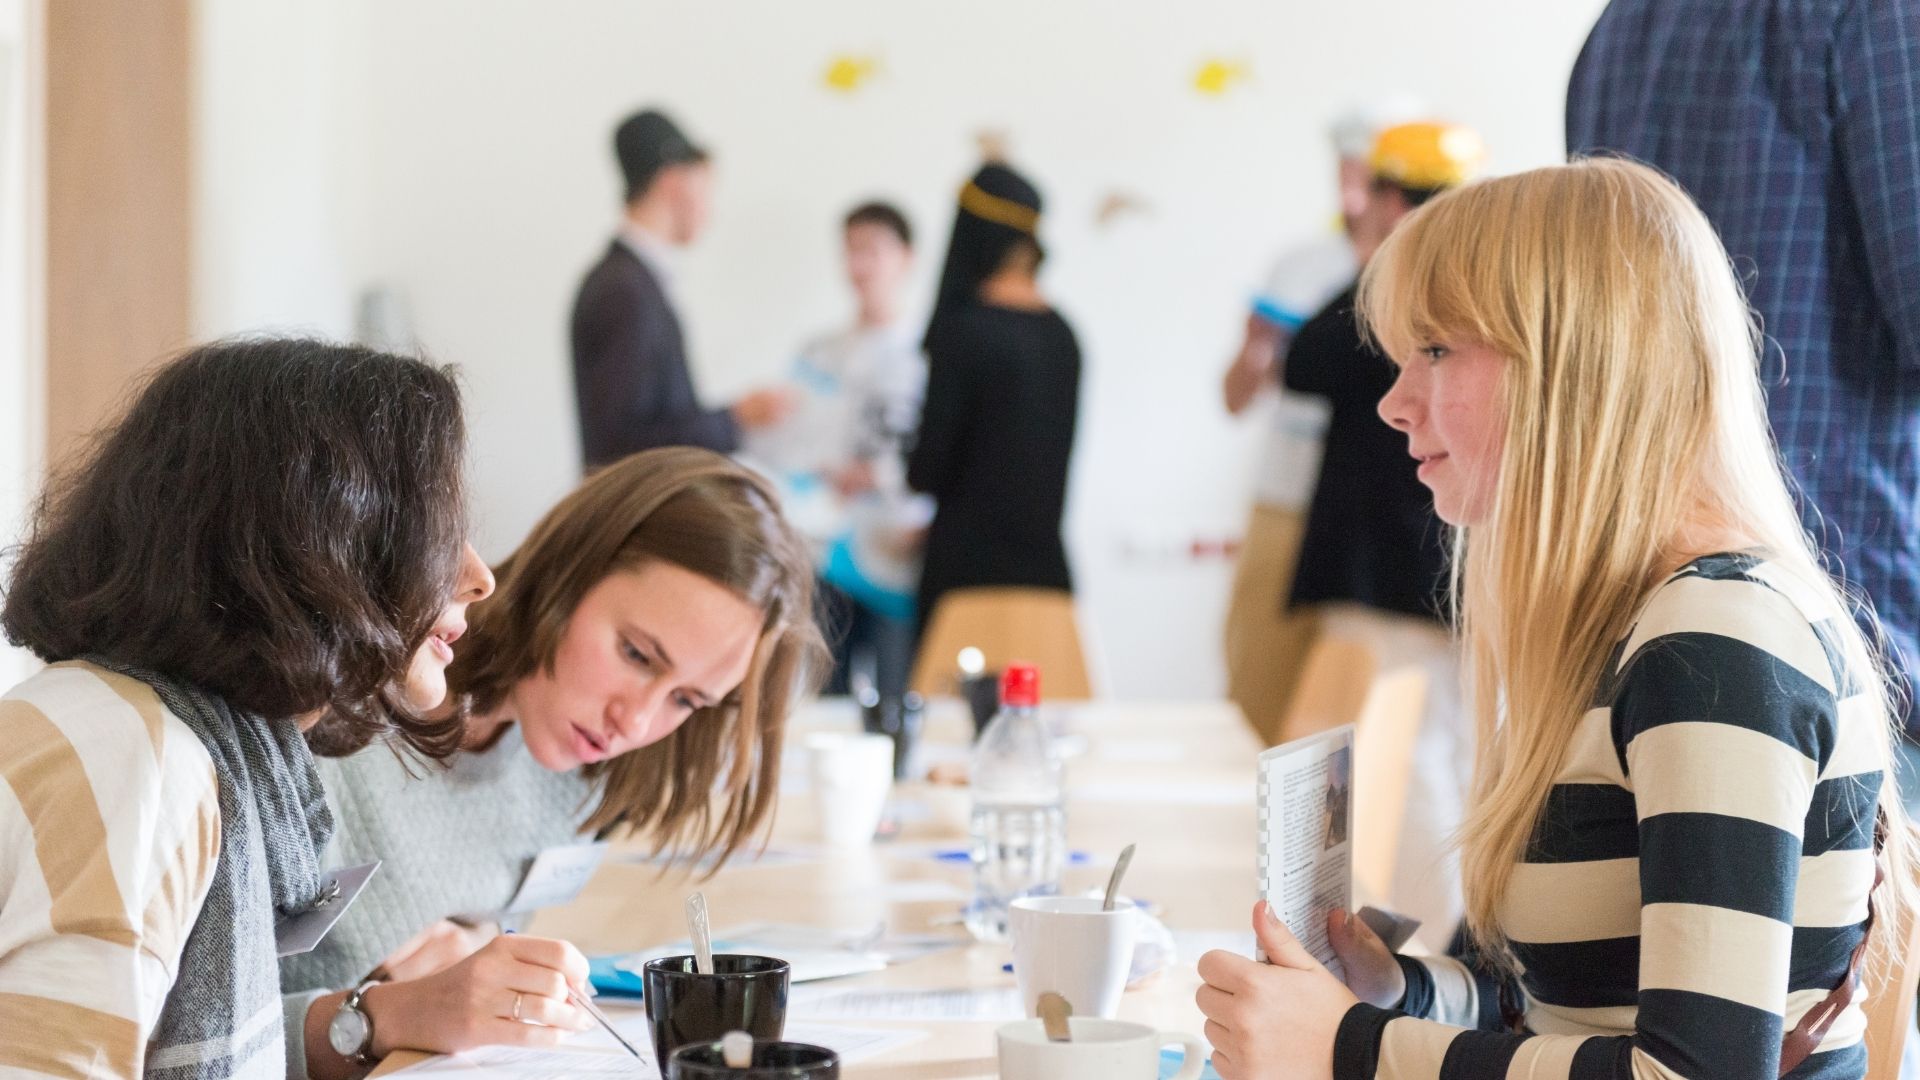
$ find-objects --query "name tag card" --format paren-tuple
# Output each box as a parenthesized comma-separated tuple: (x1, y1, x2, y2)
(503, 842, 609, 914)
(274, 861, 381, 957)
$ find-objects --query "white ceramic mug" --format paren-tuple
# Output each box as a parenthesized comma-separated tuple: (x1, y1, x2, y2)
(1008, 895, 1137, 1019)
(996, 1017, 1206, 1080)
(803, 732, 895, 849)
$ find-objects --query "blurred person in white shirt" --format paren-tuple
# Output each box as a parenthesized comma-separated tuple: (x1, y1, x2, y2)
(745, 202, 932, 697)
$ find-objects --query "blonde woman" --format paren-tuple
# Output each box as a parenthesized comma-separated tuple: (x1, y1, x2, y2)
(1197, 158, 1913, 1080)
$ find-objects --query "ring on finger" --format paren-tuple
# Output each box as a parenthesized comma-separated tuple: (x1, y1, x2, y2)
(512, 991, 524, 1023)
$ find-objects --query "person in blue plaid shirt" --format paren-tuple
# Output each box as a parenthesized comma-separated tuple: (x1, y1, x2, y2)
(1568, 0, 1920, 797)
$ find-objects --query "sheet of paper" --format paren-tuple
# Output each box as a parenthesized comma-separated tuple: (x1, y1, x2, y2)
(571, 1007, 927, 1067)
(790, 984, 1025, 1022)
(1257, 725, 1354, 976)
(874, 878, 967, 903)
(1096, 737, 1189, 763)
(605, 922, 888, 984)
(398, 1044, 651, 1077)
(784, 1022, 926, 1064)
(503, 841, 608, 914)
(1072, 780, 1254, 806)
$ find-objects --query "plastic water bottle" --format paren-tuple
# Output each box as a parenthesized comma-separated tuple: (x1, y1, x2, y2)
(965, 662, 1066, 942)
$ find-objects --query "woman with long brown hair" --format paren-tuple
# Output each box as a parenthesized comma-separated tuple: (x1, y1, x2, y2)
(280, 446, 827, 1076)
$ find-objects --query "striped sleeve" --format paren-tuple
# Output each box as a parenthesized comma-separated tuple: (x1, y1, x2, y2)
(0, 663, 221, 1079)
(1335, 574, 1850, 1080)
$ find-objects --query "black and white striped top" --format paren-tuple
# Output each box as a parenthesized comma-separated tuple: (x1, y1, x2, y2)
(1336, 553, 1884, 1079)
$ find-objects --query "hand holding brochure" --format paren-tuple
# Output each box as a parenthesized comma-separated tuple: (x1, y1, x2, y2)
(1255, 725, 1354, 979)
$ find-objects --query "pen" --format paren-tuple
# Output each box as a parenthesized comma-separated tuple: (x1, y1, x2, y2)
(502, 930, 641, 1058)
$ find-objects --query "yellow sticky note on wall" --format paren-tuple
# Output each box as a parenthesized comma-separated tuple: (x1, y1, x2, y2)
(824, 55, 881, 93)
(1193, 58, 1250, 97)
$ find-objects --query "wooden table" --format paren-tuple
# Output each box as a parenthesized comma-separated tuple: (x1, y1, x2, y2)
(374, 698, 1261, 1077)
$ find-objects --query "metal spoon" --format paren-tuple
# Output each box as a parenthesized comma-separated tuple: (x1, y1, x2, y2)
(1037, 991, 1073, 1042)
(686, 892, 713, 975)
(1103, 843, 1136, 912)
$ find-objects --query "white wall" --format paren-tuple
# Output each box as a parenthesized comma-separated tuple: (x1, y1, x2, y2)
(194, 0, 1607, 699)
(0, 0, 42, 687)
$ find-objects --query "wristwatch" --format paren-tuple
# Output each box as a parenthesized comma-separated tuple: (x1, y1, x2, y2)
(327, 981, 381, 1066)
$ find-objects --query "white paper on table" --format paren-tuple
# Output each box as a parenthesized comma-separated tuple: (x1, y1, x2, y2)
(396, 1044, 653, 1077)
(1095, 737, 1189, 763)
(401, 1017, 926, 1075)
(790, 984, 1026, 1022)
(607, 922, 888, 984)
(874, 878, 968, 903)
(1257, 725, 1354, 978)
(578, 1007, 927, 1066)
(1071, 780, 1254, 806)
(502, 841, 608, 914)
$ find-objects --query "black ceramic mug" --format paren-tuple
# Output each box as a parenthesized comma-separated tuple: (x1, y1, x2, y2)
(667, 1039, 839, 1078)
(642, 954, 790, 1078)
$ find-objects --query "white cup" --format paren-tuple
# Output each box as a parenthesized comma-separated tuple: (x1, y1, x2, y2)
(996, 1017, 1206, 1080)
(804, 732, 894, 849)
(1008, 896, 1137, 1019)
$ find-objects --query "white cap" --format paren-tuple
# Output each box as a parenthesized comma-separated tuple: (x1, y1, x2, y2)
(1329, 95, 1430, 160)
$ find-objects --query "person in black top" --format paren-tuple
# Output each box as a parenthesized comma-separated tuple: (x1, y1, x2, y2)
(569, 108, 792, 471)
(1284, 281, 1448, 618)
(908, 163, 1081, 635)
(1276, 122, 1484, 949)
(1283, 122, 1482, 622)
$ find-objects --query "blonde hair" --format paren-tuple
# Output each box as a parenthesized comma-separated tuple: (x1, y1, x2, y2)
(1357, 157, 1914, 970)
(448, 448, 827, 870)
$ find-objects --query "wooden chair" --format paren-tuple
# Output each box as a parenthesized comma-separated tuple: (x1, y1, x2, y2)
(1863, 840, 1920, 1080)
(1224, 502, 1318, 745)
(1273, 636, 1429, 905)
(909, 587, 1095, 700)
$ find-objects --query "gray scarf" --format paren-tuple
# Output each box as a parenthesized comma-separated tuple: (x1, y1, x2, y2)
(90, 659, 336, 1079)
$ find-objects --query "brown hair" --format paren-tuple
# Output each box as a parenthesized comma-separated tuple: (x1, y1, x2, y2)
(845, 200, 913, 247)
(2, 337, 471, 757)
(448, 447, 827, 867)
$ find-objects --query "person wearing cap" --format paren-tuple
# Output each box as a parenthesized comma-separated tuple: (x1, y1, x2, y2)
(1222, 97, 1425, 748)
(1279, 120, 1484, 948)
(569, 108, 793, 471)
(907, 163, 1081, 637)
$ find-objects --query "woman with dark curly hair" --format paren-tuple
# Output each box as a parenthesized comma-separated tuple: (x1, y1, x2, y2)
(0, 338, 502, 1079)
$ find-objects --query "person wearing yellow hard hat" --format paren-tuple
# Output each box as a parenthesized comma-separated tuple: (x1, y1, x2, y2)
(1271, 118, 1484, 951)
(1348, 120, 1487, 262)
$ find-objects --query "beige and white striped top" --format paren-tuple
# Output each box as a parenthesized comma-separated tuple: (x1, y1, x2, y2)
(0, 661, 221, 1078)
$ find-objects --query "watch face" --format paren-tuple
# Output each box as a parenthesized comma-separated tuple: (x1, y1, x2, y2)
(328, 1006, 369, 1057)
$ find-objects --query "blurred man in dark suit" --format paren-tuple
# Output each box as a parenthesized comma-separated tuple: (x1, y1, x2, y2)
(569, 108, 792, 470)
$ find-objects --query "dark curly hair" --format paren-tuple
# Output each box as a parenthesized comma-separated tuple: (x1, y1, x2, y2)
(2, 337, 472, 758)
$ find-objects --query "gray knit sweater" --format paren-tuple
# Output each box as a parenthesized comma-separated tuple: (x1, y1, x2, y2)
(277, 725, 594, 1077)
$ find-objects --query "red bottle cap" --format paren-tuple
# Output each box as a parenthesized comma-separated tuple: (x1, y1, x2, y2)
(1000, 663, 1041, 708)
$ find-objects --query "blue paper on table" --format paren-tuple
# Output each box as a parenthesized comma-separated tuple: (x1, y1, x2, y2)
(931, 848, 1091, 865)
(1161, 1048, 1222, 1079)
(589, 953, 645, 998)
